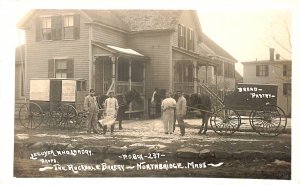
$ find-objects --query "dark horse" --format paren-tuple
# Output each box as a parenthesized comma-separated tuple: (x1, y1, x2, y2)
(97, 89, 142, 130)
(188, 93, 212, 134)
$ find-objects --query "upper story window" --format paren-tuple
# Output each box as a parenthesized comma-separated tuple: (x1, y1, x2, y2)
(63, 15, 74, 39)
(36, 14, 80, 42)
(256, 65, 269, 77)
(178, 24, 194, 51)
(41, 17, 52, 40)
(283, 64, 291, 77)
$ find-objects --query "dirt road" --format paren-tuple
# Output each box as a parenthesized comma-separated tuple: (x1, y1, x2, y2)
(14, 119, 291, 179)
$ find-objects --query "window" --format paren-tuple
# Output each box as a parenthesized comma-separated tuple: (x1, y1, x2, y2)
(283, 64, 291, 77)
(256, 65, 269, 76)
(55, 61, 67, 78)
(178, 24, 194, 51)
(283, 83, 291, 95)
(41, 17, 52, 40)
(63, 15, 74, 39)
(48, 59, 74, 78)
(36, 14, 80, 42)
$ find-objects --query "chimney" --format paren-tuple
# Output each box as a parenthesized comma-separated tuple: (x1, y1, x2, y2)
(275, 53, 280, 60)
(269, 48, 275, 61)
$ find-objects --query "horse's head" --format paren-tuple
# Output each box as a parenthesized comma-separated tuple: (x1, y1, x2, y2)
(125, 89, 142, 104)
(96, 94, 108, 109)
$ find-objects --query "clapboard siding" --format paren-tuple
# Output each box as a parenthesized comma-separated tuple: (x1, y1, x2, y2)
(128, 32, 172, 98)
(92, 26, 127, 47)
(25, 10, 90, 98)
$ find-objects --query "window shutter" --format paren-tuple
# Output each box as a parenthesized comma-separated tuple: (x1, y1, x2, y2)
(191, 30, 194, 51)
(74, 14, 80, 39)
(48, 59, 55, 78)
(178, 25, 181, 47)
(187, 28, 191, 50)
(183, 26, 186, 49)
(51, 16, 62, 41)
(67, 59, 74, 78)
(256, 65, 259, 76)
(35, 18, 42, 42)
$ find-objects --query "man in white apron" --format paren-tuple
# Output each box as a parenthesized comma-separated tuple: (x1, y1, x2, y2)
(161, 91, 176, 134)
(99, 91, 119, 135)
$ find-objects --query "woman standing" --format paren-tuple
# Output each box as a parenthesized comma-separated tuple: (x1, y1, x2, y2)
(161, 91, 176, 134)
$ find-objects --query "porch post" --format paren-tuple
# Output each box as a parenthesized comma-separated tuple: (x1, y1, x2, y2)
(129, 59, 132, 90)
(112, 56, 116, 93)
(193, 60, 197, 93)
(215, 66, 218, 90)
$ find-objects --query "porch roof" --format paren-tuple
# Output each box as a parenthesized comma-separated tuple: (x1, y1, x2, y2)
(172, 46, 219, 66)
(92, 41, 149, 60)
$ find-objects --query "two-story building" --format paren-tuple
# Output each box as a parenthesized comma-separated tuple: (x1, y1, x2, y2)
(16, 9, 237, 117)
(242, 48, 291, 116)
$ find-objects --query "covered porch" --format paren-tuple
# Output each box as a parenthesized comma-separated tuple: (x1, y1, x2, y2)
(92, 42, 149, 113)
(172, 47, 219, 94)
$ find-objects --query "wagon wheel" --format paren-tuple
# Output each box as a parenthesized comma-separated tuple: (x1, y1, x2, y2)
(210, 107, 241, 136)
(18, 102, 43, 129)
(75, 111, 88, 129)
(43, 111, 62, 128)
(56, 104, 78, 129)
(250, 105, 287, 137)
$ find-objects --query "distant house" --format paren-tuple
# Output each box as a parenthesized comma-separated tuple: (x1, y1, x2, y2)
(17, 9, 237, 116)
(242, 48, 291, 116)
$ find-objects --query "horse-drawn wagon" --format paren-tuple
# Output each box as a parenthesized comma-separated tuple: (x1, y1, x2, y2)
(209, 83, 287, 137)
(18, 78, 88, 129)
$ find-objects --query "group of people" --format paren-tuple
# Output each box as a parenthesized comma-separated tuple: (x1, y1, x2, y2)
(84, 88, 210, 136)
(160, 90, 187, 136)
(158, 89, 211, 136)
(83, 89, 119, 135)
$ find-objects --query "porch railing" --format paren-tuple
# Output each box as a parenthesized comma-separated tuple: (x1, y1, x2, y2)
(174, 82, 194, 94)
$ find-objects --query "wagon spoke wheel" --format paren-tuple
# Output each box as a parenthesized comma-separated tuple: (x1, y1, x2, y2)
(210, 107, 241, 136)
(18, 102, 43, 129)
(75, 112, 88, 129)
(57, 105, 78, 129)
(250, 105, 287, 137)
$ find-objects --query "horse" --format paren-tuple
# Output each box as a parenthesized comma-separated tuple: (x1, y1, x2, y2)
(188, 93, 212, 135)
(97, 89, 142, 130)
(149, 88, 167, 118)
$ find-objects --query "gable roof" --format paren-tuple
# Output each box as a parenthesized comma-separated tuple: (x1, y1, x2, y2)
(202, 33, 238, 63)
(18, 9, 200, 36)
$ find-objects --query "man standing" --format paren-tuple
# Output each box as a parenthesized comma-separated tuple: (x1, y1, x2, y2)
(176, 91, 187, 136)
(84, 89, 99, 134)
(161, 91, 176, 134)
(100, 91, 119, 135)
